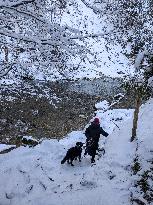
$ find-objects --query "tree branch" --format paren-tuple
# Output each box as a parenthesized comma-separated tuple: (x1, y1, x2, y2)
(0, 63, 15, 78)
(0, 29, 41, 44)
(69, 31, 115, 40)
(0, 27, 116, 48)
(0, 0, 35, 8)
(1, 5, 45, 24)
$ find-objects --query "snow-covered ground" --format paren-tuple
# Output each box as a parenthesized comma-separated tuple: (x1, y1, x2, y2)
(130, 99, 153, 204)
(0, 144, 16, 153)
(0, 98, 152, 205)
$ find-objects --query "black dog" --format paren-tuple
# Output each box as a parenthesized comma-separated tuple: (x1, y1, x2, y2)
(61, 142, 83, 166)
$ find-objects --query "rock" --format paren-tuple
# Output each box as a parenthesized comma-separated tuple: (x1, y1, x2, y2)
(22, 136, 39, 147)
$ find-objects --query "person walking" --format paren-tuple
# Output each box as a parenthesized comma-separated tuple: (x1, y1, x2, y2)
(84, 117, 108, 163)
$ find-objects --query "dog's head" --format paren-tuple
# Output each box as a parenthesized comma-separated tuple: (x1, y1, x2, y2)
(76, 142, 84, 148)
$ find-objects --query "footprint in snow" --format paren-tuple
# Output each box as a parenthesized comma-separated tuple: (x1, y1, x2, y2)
(80, 180, 97, 188)
(107, 171, 116, 180)
(5, 192, 15, 199)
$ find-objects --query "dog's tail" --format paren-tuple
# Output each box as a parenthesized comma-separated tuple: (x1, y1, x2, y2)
(61, 156, 67, 164)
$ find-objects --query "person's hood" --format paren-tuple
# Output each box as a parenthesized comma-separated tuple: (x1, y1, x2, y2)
(90, 122, 100, 129)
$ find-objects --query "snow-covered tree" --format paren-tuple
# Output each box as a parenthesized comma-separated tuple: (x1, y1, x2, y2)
(123, 72, 151, 141)
(1, 0, 152, 81)
(0, 0, 87, 79)
(80, 0, 153, 87)
(80, 0, 152, 50)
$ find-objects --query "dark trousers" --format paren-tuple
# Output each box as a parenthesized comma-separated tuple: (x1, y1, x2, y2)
(85, 138, 99, 163)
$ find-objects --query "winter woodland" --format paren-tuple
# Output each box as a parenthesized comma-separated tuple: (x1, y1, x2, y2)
(0, 0, 153, 205)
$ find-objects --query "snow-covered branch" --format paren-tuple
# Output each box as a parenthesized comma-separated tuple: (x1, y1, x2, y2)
(69, 31, 117, 40)
(0, 63, 15, 78)
(0, 25, 115, 48)
(1, 5, 45, 23)
(135, 50, 149, 71)
(0, 29, 41, 44)
(0, 0, 35, 8)
(0, 0, 90, 78)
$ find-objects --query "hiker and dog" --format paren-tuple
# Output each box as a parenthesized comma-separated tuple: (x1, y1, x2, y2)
(61, 117, 108, 166)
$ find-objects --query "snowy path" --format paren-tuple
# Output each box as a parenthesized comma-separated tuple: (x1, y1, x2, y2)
(0, 106, 136, 205)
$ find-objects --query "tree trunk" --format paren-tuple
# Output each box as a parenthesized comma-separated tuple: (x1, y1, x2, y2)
(4, 46, 8, 63)
(131, 95, 141, 142)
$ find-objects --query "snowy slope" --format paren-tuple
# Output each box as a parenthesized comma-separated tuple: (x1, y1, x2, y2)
(0, 0, 134, 82)
(130, 99, 153, 204)
(0, 98, 152, 205)
(0, 144, 16, 153)
(0, 100, 133, 205)
(59, 0, 134, 79)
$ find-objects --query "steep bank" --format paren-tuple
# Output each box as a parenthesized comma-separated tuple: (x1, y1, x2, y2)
(0, 80, 98, 143)
(0, 94, 152, 205)
(0, 77, 137, 144)
(0, 99, 135, 205)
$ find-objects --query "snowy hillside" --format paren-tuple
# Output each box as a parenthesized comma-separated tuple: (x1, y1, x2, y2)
(131, 99, 153, 204)
(0, 98, 152, 205)
(0, 0, 135, 82)
(60, 0, 134, 79)
(0, 1, 152, 205)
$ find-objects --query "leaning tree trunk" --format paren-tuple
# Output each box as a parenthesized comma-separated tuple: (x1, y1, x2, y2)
(131, 95, 141, 142)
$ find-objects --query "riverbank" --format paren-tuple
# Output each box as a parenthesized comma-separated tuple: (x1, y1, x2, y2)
(0, 77, 135, 144)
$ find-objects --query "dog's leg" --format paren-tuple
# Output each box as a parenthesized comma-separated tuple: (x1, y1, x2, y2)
(70, 161, 74, 166)
(70, 158, 74, 166)
(61, 156, 67, 164)
(67, 159, 71, 164)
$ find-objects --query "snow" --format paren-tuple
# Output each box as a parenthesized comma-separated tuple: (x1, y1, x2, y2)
(0, 144, 16, 152)
(95, 100, 109, 110)
(0, 0, 135, 81)
(0, 79, 16, 85)
(135, 51, 147, 71)
(0, 0, 34, 7)
(59, 0, 135, 79)
(22, 136, 38, 142)
(0, 98, 153, 204)
(0, 98, 136, 205)
(148, 76, 153, 89)
(130, 98, 153, 202)
(0, 1, 152, 204)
